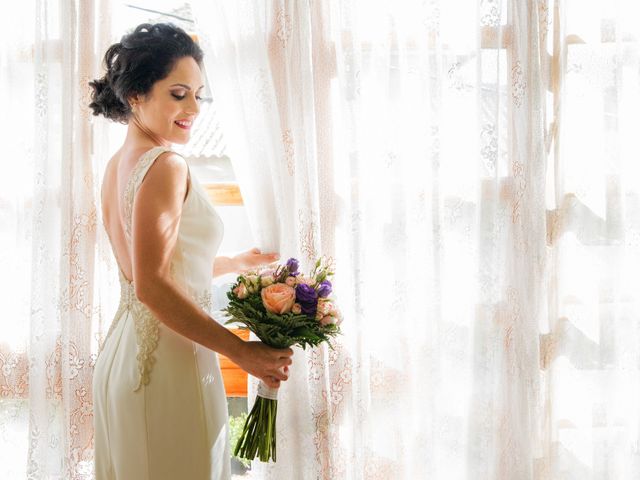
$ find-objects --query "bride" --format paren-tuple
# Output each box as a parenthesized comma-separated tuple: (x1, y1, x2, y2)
(89, 23, 293, 479)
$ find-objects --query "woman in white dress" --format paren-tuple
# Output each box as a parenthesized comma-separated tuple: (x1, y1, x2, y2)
(89, 23, 293, 480)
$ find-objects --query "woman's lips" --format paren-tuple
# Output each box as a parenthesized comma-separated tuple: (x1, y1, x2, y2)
(174, 120, 192, 130)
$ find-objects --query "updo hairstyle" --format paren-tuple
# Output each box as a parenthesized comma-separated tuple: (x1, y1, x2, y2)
(88, 23, 203, 124)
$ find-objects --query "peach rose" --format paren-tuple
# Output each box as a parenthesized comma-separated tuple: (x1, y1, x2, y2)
(329, 307, 343, 326)
(317, 300, 333, 316)
(260, 275, 275, 287)
(292, 303, 302, 314)
(320, 315, 336, 326)
(295, 275, 316, 286)
(261, 284, 296, 314)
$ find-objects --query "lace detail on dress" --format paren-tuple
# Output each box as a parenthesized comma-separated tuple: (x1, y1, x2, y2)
(123, 146, 171, 240)
(130, 286, 160, 392)
(193, 289, 213, 314)
(110, 145, 214, 391)
(103, 267, 215, 392)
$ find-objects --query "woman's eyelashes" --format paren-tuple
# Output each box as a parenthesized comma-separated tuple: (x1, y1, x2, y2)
(171, 92, 203, 101)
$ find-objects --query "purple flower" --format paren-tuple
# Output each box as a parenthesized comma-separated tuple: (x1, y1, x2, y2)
(295, 283, 317, 303)
(317, 280, 332, 298)
(300, 303, 317, 316)
(295, 283, 318, 315)
(286, 257, 299, 273)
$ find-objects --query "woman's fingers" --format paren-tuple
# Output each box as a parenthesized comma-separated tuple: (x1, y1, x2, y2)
(271, 367, 288, 381)
(266, 375, 281, 389)
(269, 352, 292, 375)
(264, 376, 281, 389)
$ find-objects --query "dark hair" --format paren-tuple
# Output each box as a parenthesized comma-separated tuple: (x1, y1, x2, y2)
(88, 23, 204, 124)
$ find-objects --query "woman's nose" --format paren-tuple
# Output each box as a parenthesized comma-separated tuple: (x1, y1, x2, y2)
(186, 95, 200, 116)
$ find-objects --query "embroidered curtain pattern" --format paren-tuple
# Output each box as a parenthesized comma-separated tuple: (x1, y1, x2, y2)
(0, 0, 115, 478)
(1, 0, 639, 479)
(192, 0, 640, 478)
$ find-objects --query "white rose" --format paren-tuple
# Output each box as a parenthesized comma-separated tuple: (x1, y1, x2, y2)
(260, 275, 275, 287)
(245, 275, 260, 293)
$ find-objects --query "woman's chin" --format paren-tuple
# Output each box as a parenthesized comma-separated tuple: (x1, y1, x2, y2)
(168, 133, 190, 145)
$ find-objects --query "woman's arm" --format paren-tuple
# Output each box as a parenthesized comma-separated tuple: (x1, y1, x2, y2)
(212, 248, 280, 278)
(212, 255, 237, 278)
(131, 152, 292, 388)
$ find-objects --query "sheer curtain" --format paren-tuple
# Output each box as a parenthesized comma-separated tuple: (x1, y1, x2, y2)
(191, 2, 330, 477)
(0, 1, 115, 478)
(1, 0, 638, 478)
(192, 0, 640, 479)
(543, 1, 640, 477)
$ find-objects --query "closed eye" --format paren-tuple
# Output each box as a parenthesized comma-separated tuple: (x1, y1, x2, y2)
(171, 93, 204, 101)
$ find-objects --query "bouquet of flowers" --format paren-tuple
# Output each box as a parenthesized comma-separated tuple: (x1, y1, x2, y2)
(223, 256, 342, 462)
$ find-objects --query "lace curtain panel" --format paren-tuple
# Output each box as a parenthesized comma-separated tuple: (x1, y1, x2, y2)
(1, 0, 639, 479)
(192, 0, 640, 479)
(0, 0, 115, 478)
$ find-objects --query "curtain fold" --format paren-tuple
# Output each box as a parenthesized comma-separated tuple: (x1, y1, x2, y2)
(192, 0, 640, 479)
(543, 1, 640, 477)
(191, 2, 330, 477)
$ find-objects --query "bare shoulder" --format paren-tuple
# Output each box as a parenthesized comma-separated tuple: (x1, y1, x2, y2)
(152, 150, 188, 175)
(137, 150, 189, 204)
(100, 153, 119, 204)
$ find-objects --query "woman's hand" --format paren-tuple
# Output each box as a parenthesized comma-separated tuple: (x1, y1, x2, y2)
(233, 341, 294, 389)
(212, 248, 280, 278)
(233, 247, 280, 273)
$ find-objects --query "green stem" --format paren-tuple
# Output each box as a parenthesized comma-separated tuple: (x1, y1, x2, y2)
(233, 396, 279, 463)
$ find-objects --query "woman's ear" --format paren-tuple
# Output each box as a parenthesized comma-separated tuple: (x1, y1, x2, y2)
(128, 93, 144, 109)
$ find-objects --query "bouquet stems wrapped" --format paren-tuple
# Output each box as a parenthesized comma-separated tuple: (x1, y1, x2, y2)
(224, 256, 342, 463)
(234, 381, 279, 461)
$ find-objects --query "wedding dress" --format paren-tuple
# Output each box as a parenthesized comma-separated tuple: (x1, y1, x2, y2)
(93, 146, 231, 479)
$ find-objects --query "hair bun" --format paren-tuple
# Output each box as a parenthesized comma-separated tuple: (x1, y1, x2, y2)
(88, 75, 130, 124)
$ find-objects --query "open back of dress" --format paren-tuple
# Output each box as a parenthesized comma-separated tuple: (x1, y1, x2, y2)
(93, 146, 230, 480)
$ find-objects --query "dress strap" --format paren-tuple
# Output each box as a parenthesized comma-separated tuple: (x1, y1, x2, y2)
(115, 146, 196, 392)
(123, 146, 174, 240)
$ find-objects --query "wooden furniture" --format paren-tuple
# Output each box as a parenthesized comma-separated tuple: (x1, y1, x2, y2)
(203, 183, 243, 206)
(218, 328, 249, 397)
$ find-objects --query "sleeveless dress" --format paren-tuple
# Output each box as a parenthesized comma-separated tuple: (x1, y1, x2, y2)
(93, 146, 231, 479)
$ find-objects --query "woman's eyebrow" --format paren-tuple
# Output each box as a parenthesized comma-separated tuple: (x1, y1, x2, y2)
(170, 83, 205, 90)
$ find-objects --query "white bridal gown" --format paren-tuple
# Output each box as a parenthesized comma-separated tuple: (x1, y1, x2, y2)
(93, 146, 231, 479)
